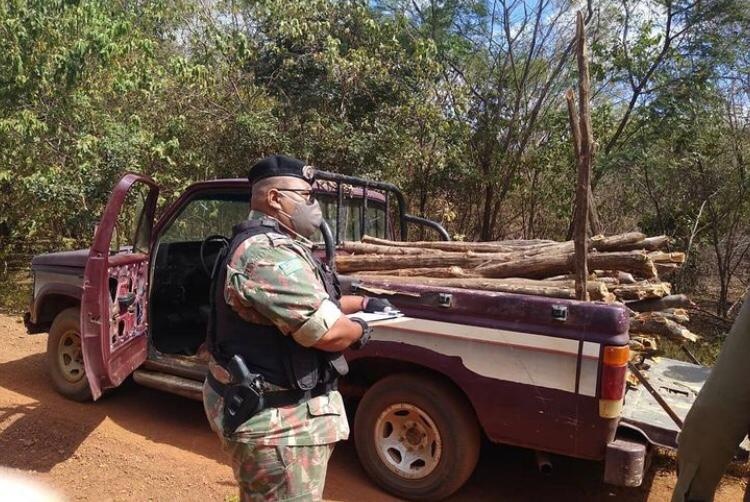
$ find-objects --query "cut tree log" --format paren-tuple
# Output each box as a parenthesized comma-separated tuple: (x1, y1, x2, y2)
(661, 308, 690, 322)
(353, 275, 614, 301)
(590, 232, 646, 251)
(548, 272, 616, 284)
(357, 232, 666, 257)
(648, 251, 686, 264)
(360, 235, 556, 253)
(627, 294, 695, 313)
(633, 310, 690, 325)
(597, 277, 620, 286)
(595, 270, 637, 284)
(629, 316, 699, 343)
(612, 282, 671, 301)
(475, 251, 657, 280)
(335, 252, 496, 273)
(339, 241, 444, 255)
(336, 247, 602, 273)
(525, 241, 575, 257)
(655, 263, 680, 272)
(629, 335, 658, 355)
(355, 266, 480, 278)
(617, 235, 670, 251)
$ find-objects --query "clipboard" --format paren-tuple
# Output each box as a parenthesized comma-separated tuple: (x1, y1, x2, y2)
(347, 311, 404, 323)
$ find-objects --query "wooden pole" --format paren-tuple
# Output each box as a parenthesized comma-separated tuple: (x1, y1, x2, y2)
(588, 144, 603, 234)
(565, 88, 582, 243)
(573, 11, 593, 301)
(566, 88, 582, 163)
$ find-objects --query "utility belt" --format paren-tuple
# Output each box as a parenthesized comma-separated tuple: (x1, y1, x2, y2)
(207, 355, 337, 437)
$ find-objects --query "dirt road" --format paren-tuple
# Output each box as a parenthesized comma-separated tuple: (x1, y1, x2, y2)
(0, 314, 745, 501)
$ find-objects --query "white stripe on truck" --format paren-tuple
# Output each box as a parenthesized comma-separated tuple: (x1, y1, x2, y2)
(371, 316, 600, 397)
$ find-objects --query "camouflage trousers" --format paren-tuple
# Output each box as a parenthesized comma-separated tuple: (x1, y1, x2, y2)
(202, 379, 344, 501)
(224, 440, 334, 502)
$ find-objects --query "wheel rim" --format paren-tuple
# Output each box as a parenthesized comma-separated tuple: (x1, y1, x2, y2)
(57, 329, 85, 383)
(373, 403, 443, 480)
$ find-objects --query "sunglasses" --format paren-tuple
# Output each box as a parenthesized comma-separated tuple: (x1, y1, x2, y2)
(276, 188, 316, 204)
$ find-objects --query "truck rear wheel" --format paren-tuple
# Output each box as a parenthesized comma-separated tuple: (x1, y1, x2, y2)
(47, 307, 91, 402)
(354, 373, 480, 501)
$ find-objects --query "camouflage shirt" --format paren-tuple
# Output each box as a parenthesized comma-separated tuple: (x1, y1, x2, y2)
(209, 210, 349, 446)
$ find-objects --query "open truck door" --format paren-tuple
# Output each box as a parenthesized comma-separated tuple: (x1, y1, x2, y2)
(81, 173, 159, 400)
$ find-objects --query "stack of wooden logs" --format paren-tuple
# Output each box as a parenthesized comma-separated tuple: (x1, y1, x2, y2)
(337, 232, 697, 345)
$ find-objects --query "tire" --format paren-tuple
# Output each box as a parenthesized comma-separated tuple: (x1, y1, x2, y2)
(354, 373, 480, 501)
(47, 307, 92, 402)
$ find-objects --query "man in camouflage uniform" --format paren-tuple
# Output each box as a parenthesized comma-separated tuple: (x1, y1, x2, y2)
(203, 155, 390, 501)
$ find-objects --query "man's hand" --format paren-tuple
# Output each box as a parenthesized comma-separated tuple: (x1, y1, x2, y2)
(363, 297, 395, 313)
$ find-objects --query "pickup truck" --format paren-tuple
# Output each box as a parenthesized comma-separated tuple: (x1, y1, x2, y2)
(24, 171, 706, 500)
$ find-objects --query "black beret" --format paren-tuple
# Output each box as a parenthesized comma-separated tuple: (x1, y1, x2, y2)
(248, 155, 315, 185)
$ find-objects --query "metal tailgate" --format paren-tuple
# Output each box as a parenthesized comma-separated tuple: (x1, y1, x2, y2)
(620, 358, 710, 449)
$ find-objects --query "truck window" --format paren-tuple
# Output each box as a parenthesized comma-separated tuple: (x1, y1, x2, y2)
(160, 193, 249, 243)
(318, 195, 387, 241)
(110, 183, 152, 253)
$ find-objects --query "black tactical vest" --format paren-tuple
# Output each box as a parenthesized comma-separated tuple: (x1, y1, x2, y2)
(207, 218, 347, 390)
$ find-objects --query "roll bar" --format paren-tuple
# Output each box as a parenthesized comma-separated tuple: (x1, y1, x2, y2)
(314, 170, 450, 243)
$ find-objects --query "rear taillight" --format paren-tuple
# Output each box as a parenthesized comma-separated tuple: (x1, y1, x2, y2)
(599, 345, 629, 418)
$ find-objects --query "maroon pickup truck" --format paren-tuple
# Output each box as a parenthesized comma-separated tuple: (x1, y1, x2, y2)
(25, 172, 705, 500)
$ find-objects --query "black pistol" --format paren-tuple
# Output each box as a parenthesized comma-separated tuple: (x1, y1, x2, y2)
(222, 355, 265, 436)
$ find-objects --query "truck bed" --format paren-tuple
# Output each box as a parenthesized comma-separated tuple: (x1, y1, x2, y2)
(341, 275, 631, 460)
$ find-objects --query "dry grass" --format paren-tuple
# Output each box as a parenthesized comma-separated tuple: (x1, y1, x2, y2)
(0, 270, 32, 315)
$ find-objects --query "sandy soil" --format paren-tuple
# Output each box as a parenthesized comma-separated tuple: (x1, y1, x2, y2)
(0, 314, 746, 501)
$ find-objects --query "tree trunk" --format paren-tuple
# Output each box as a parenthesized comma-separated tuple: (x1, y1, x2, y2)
(475, 251, 657, 280)
(590, 232, 646, 251)
(647, 251, 686, 264)
(354, 266, 479, 278)
(629, 316, 699, 343)
(352, 275, 613, 301)
(633, 310, 690, 325)
(617, 235, 670, 251)
(480, 182, 494, 241)
(612, 282, 671, 301)
(587, 183, 603, 235)
(360, 235, 557, 253)
(595, 270, 637, 284)
(627, 294, 695, 312)
(335, 252, 499, 273)
(339, 241, 444, 255)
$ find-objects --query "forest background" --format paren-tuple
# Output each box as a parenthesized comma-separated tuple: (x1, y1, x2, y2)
(1, 0, 750, 355)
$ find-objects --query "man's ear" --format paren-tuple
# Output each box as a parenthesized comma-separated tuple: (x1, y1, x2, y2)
(267, 188, 283, 211)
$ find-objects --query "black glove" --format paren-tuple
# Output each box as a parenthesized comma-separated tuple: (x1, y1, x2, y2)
(349, 317, 372, 350)
(363, 296, 395, 313)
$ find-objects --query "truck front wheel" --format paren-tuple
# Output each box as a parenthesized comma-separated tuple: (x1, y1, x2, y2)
(47, 307, 91, 402)
(353, 373, 480, 500)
